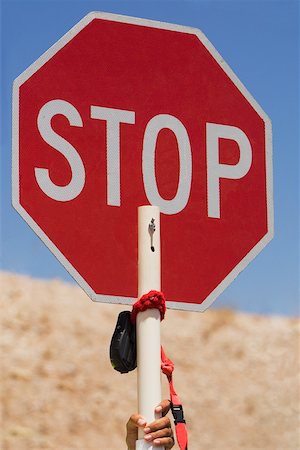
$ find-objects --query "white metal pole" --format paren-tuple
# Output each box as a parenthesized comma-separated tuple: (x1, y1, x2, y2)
(135, 205, 164, 450)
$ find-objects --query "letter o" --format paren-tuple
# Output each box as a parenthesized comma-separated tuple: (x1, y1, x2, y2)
(142, 114, 192, 215)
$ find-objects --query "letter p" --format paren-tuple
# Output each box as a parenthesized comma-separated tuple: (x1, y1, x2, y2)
(206, 123, 252, 218)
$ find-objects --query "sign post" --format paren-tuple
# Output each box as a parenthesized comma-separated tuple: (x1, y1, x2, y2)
(136, 206, 163, 450)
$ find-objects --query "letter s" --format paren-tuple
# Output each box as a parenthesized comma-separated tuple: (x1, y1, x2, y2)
(35, 99, 85, 201)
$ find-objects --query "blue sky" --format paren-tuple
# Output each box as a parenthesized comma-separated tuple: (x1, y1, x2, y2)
(1, 0, 299, 316)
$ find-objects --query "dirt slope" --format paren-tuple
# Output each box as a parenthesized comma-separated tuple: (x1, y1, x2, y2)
(1, 272, 299, 449)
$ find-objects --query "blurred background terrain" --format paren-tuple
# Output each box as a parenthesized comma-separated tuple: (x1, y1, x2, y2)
(1, 272, 299, 449)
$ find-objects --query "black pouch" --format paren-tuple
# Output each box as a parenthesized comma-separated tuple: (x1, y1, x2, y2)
(110, 311, 137, 373)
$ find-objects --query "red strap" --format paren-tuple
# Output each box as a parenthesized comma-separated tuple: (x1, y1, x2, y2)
(176, 423, 188, 450)
(161, 347, 188, 450)
(131, 292, 188, 450)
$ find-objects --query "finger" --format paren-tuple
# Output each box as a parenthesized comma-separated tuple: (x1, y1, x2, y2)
(144, 416, 171, 433)
(144, 427, 173, 442)
(153, 436, 175, 449)
(155, 399, 171, 416)
(126, 414, 148, 450)
(126, 414, 147, 432)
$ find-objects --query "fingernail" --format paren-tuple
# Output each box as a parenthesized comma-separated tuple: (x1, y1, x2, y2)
(144, 434, 152, 441)
(154, 439, 161, 445)
(143, 427, 151, 434)
(155, 405, 162, 412)
(137, 418, 146, 426)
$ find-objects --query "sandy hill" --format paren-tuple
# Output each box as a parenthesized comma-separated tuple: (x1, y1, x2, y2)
(1, 272, 299, 450)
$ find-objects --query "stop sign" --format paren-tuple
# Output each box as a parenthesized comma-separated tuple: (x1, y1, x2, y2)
(12, 12, 273, 312)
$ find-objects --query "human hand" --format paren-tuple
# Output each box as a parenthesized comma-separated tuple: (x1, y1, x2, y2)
(126, 399, 174, 450)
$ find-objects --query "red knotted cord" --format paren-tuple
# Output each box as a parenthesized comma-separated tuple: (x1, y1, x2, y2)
(131, 290, 166, 324)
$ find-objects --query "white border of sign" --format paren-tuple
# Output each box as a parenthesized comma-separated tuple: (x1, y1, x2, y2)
(12, 11, 274, 312)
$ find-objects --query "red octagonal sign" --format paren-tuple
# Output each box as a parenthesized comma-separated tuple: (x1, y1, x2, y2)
(12, 12, 273, 311)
